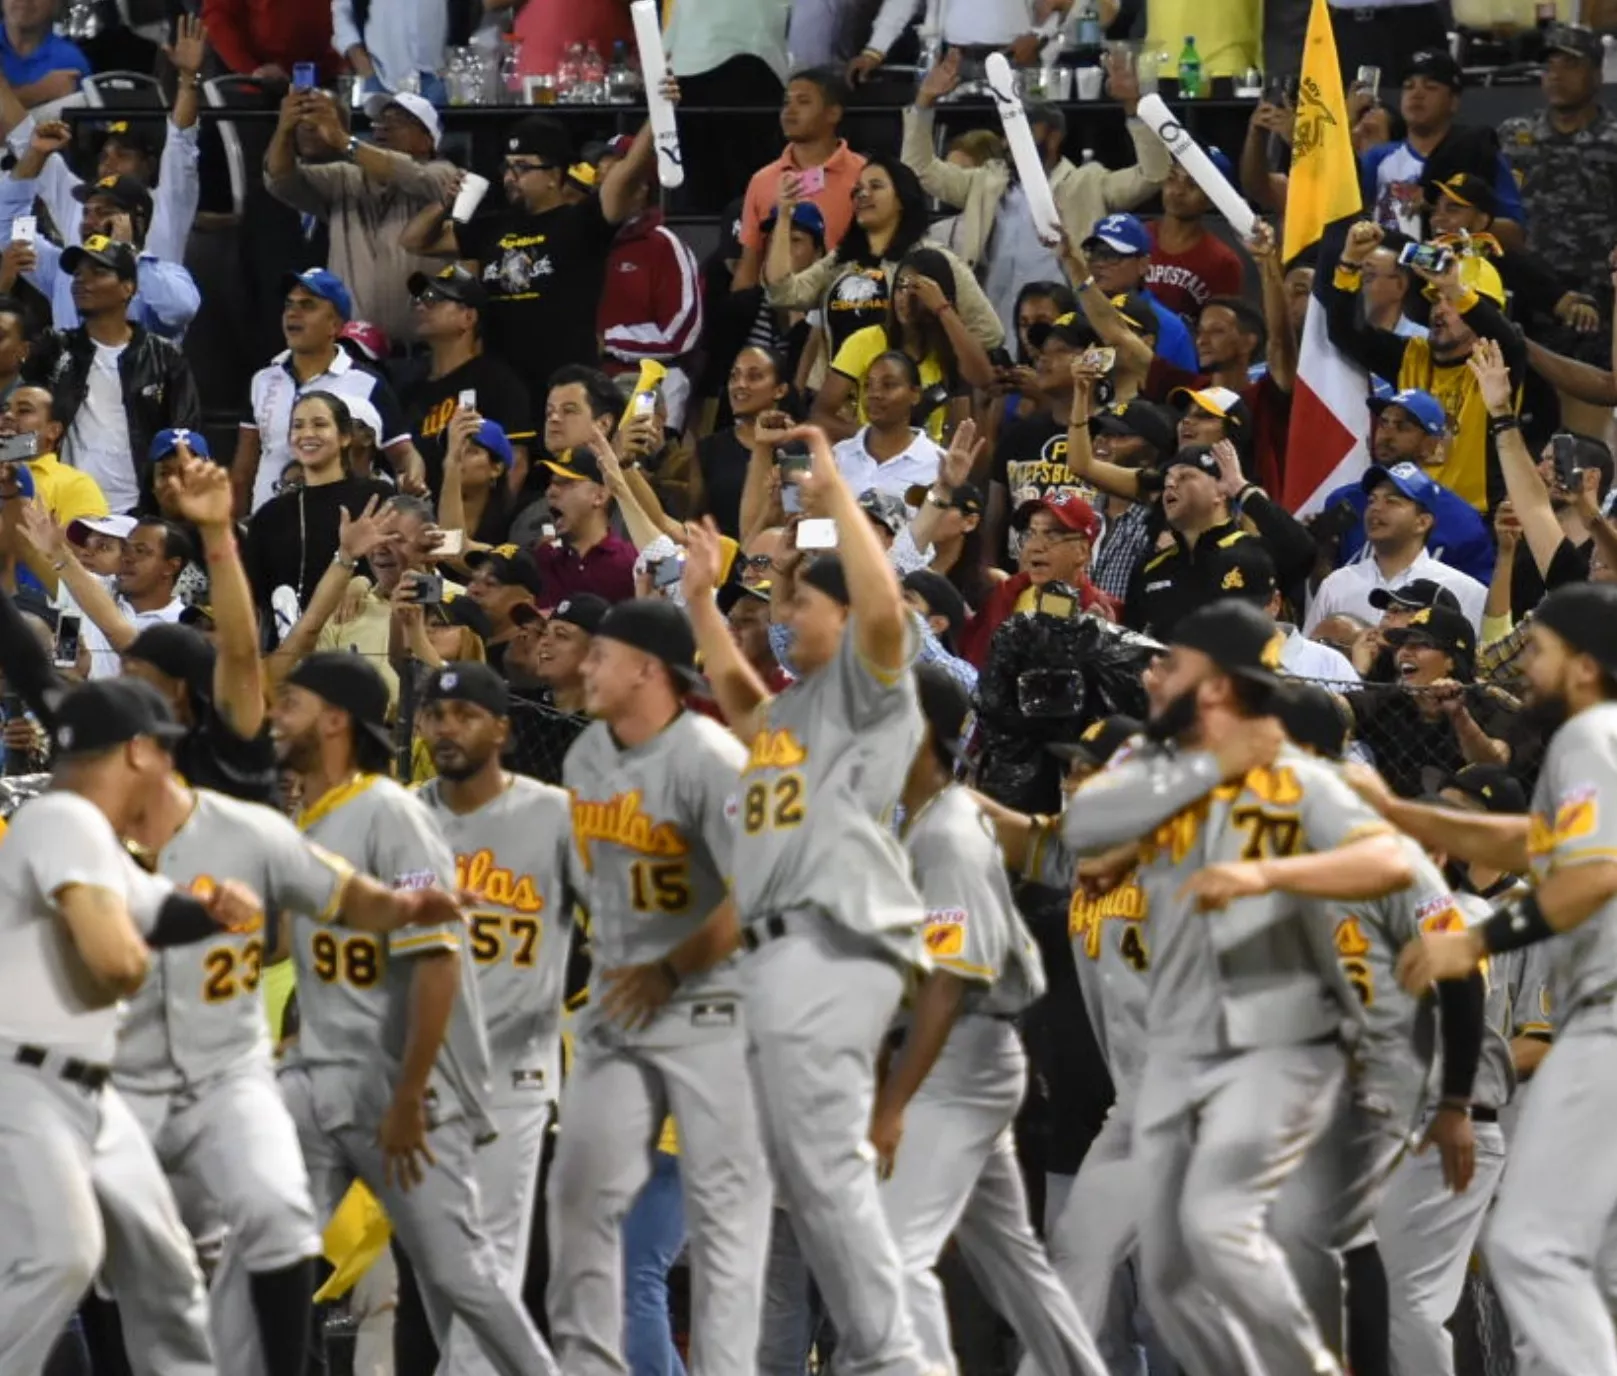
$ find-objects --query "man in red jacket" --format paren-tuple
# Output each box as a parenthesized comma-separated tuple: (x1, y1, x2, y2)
(959, 490, 1118, 667)
(596, 135, 704, 431)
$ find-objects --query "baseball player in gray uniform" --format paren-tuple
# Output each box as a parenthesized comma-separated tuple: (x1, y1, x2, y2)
(874, 665, 1107, 1376)
(110, 744, 468, 1376)
(1058, 601, 1415, 1376)
(0, 680, 255, 1376)
(269, 652, 557, 1376)
(416, 662, 581, 1376)
(1373, 584, 1617, 1376)
(683, 426, 932, 1376)
(547, 600, 770, 1376)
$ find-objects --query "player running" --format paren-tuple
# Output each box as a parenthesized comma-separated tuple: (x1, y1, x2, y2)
(1365, 583, 1617, 1376)
(684, 424, 932, 1376)
(417, 662, 580, 1376)
(547, 599, 770, 1376)
(270, 652, 557, 1376)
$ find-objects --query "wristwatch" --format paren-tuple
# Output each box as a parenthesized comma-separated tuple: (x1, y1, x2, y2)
(345, 134, 361, 161)
(334, 549, 358, 571)
(925, 489, 951, 508)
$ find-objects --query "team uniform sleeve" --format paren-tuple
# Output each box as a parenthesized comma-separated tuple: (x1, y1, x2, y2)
(1297, 762, 1394, 853)
(18, 795, 135, 904)
(372, 795, 461, 959)
(1060, 750, 1222, 857)
(1535, 725, 1617, 871)
(835, 611, 919, 730)
(257, 806, 355, 922)
(912, 819, 1005, 984)
(688, 730, 745, 879)
(1512, 941, 1555, 1038)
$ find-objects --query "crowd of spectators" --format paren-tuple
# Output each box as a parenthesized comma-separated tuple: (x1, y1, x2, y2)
(7, 0, 1617, 1371)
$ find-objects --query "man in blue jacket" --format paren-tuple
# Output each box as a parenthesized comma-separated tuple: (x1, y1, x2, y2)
(1082, 213, 1199, 372)
(1319, 389, 1494, 585)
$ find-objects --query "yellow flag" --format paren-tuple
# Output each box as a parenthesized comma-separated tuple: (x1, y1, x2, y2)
(1283, 0, 1363, 263)
(313, 1181, 392, 1302)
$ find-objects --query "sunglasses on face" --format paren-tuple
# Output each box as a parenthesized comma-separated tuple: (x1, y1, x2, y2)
(738, 553, 774, 569)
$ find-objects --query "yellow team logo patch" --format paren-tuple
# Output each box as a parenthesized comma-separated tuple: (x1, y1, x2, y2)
(456, 848, 544, 914)
(1416, 894, 1464, 934)
(744, 728, 809, 773)
(1553, 788, 1598, 845)
(570, 789, 690, 869)
(924, 909, 967, 957)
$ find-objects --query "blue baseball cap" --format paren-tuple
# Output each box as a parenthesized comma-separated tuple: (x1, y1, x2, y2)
(1361, 460, 1440, 511)
(761, 201, 827, 243)
(1083, 213, 1151, 257)
(1367, 388, 1445, 437)
(470, 419, 514, 469)
(148, 427, 212, 463)
(1207, 146, 1235, 182)
(281, 267, 353, 322)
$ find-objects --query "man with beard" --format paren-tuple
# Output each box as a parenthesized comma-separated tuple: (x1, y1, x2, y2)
(1313, 389, 1494, 585)
(415, 662, 576, 1376)
(1362, 581, 1617, 1376)
(1326, 220, 1525, 512)
(1053, 599, 1414, 1376)
(548, 599, 771, 1376)
(269, 651, 558, 1376)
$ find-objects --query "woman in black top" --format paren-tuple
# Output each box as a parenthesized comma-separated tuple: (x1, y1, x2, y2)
(245, 391, 393, 635)
(689, 345, 790, 539)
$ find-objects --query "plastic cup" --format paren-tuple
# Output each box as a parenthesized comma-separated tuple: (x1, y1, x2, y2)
(451, 172, 490, 223)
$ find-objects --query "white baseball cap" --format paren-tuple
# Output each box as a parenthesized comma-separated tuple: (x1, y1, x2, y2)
(344, 394, 383, 439)
(363, 91, 442, 149)
(68, 514, 137, 544)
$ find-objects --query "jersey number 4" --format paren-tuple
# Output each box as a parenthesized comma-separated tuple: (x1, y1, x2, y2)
(202, 940, 265, 1003)
(311, 931, 382, 987)
(469, 913, 541, 966)
(741, 773, 806, 835)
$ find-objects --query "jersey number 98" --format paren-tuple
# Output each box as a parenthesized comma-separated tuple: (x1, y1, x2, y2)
(311, 931, 382, 987)
(469, 913, 541, 966)
(742, 773, 806, 835)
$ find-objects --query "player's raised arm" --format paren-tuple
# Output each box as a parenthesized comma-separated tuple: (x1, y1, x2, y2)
(53, 883, 150, 999)
(683, 517, 774, 741)
(1341, 762, 1533, 875)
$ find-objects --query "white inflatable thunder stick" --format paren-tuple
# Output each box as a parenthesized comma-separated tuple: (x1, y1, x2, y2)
(985, 52, 1062, 245)
(630, 0, 684, 189)
(1135, 93, 1257, 238)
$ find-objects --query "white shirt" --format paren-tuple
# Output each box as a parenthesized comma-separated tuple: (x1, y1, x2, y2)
(833, 427, 941, 505)
(666, 0, 791, 82)
(1302, 548, 1489, 637)
(0, 791, 168, 1062)
(65, 341, 136, 515)
(82, 592, 185, 680)
(1280, 623, 1361, 686)
(331, 0, 448, 93)
(869, 0, 1048, 53)
(244, 348, 404, 512)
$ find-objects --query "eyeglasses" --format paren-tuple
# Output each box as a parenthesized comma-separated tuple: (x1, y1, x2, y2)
(739, 553, 774, 569)
(414, 287, 451, 306)
(506, 160, 555, 177)
(1023, 526, 1085, 545)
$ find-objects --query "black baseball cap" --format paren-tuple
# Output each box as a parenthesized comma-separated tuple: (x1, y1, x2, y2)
(541, 447, 606, 486)
(902, 569, 968, 647)
(1384, 605, 1477, 670)
(859, 488, 907, 537)
(50, 677, 186, 758)
(1427, 171, 1496, 219)
(1048, 713, 1140, 769)
(1277, 681, 1350, 761)
(1368, 579, 1462, 614)
(902, 481, 984, 516)
(718, 580, 770, 615)
(1406, 49, 1462, 89)
(593, 598, 701, 689)
(423, 660, 509, 717)
(466, 546, 545, 597)
(1104, 290, 1158, 335)
(99, 119, 160, 157)
(1208, 538, 1278, 606)
(549, 593, 610, 634)
(1163, 443, 1222, 478)
(407, 263, 489, 311)
(1171, 599, 1288, 690)
(123, 623, 216, 699)
(1444, 762, 1528, 815)
(505, 115, 571, 167)
(799, 554, 850, 607)
(1027, 312, 1095, 352)
(73, 173, 153, 220)
(60, 234, 138, 282)
(914, 660, 971, 761)
(1533, 582, 1617, 676)
(1090, 399, 1177, 456)
(433, 594, 493, 642)
(284, 651, 394, 759)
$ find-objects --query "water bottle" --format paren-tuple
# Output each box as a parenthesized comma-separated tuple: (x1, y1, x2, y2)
(558, 41, 584, 102)
(499, 34, 524, 104)
(1077, 0, 1103, 48)
(580, 41, 608, 104)
(1178, 36, 1204, 98)
(607, 39, 636, 104)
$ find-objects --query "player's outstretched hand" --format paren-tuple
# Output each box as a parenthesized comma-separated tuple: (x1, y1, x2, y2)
(1394, 928, 1485, 994)
(1417, 1102, 1476, 1194)
(378, 1093, 435, 1192)
(680, 516, 726, 604)
(1211, 715, 1285, 782)
(1178, 860, 1270, 911)
(396, 887, 465, 930)
(203, 878, 265, 933)
(599, 961, 678, 1031)
(870, 1102, 903, 1180)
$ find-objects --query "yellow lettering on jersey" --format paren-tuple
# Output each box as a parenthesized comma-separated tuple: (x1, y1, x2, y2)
(743, 728, 809, 774)
(1067, 882, 1147, 960)
(570, 789, 689, 869)
(1528, 813, 1556, 863)
(457, 849, 545, 914)
(1140, 802, 1207, 867)
(1213, 766, 1304, 808)
(1334, 915, 1372, 958)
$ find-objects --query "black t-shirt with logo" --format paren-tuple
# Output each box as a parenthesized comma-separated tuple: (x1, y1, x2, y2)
(824, 260, 891, 358)
(458, 200, 618, 403)
(401, 353, 536, 499)
(991, 412, 1099, 556)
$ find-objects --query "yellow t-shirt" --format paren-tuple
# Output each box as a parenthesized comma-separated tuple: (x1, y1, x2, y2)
(1397, 336, 1505, 512)
(29, 453, 108, 526)
(830, 325, 949, 440)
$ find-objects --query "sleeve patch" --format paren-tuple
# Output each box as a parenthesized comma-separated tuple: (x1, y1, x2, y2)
(1417, 893, 1465, 934)
(392, 869, 439, 892)
(923, 907, 967, 957)
(1553, 786, 1599, 846)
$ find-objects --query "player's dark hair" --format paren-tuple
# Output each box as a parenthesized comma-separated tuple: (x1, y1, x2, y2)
(133, 517, 196, 570)
(353, 723, 395, 776)
(1201, 296, 1268, 360)
(293, 390, 355, 471)
(787, 65, 852, 114)
(1229, 673, 1280, 720)
(835, 155, 929, 266)
(546, 365, 622, 426)
(869, 350, 923, 390)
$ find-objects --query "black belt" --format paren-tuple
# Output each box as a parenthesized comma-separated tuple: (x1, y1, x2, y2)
(15, 1044, 110, 1091)
(1471, 1106, 1499, 1124)
(740, 914, 789, 953)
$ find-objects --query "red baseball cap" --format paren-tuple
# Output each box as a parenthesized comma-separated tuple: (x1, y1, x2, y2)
(1014, 490, 1100, 540)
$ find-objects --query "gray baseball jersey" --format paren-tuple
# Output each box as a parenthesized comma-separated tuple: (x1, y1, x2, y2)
(564, 711, 744, 1021)
(291, 775, 492, 1133)
(0, 791, 170, 1062)
(905, 784, 1045, 1018)
(1530, 701, 1617, 1018)
(1442, 892, 1521, 1113)
(730, 623, 926, 962)
(417, 773, 575, 1102)
(115, 789, 354, 1094)
(1063, 744, 1384, 1053)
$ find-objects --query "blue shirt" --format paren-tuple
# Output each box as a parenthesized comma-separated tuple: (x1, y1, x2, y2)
(0, 29, 90, 89)
(1147, 293, 1199, 373)
(1322, 478, 1497, 586)
(1361, 138, 1526, 239)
